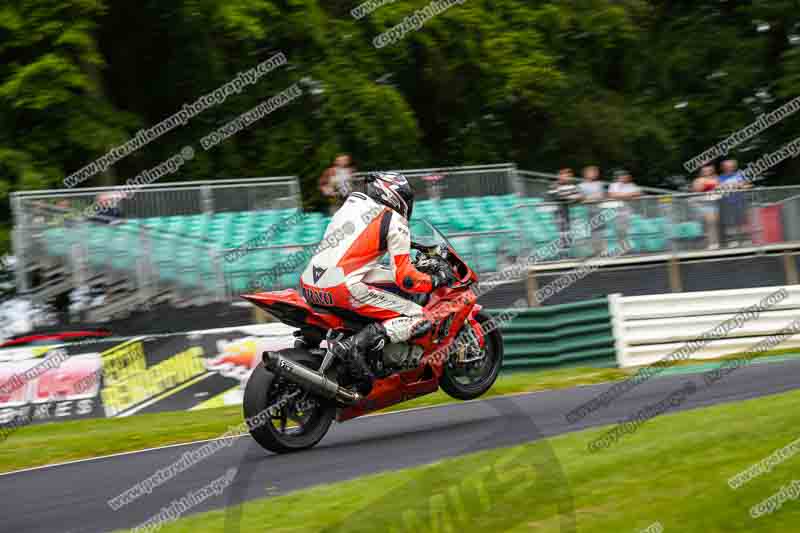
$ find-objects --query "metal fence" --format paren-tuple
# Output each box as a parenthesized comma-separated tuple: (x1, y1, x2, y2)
(513, 185, 800, 260)
(12, 168, 800, 315)
(11, 176, 300, 220)
(219, 182, 800, 300)
(353, 163, 521, 201)
(10, 177, 300, 302)
(517, 169, 674, 198)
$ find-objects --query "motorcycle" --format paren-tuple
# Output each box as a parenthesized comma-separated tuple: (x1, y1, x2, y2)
(240, 221, 504, 453)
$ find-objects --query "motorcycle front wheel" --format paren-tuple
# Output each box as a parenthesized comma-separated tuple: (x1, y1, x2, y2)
(243, 348, 336, 454)
(439, 310, 504, 400)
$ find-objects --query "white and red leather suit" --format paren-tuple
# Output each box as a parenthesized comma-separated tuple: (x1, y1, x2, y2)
(299, 192, 433, 343)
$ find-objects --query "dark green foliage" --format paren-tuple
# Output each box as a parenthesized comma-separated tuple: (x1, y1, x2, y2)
(1, 0, 800, 246)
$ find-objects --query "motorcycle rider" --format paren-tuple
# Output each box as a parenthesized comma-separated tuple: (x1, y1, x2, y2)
(299, 172, 456, 394)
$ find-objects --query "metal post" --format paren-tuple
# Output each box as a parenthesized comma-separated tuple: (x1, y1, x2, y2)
(750, 190, 762, 250)
(784, 253, 798, 285)
(508, 164, 524, 197)
(526, 267, 540, 307)
(201, 185, 214, 214)
(11, 195, 30, 293)
(666, 195, 678, 254)
(213, 251, 226, 302)
(668, 256, 682, 293)
(137, 226, 154, 307)
(71, 221, 89, 290)
(290, 179, 301, 208)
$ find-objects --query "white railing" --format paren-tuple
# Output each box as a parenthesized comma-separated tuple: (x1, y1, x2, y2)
(609, 285, 800, 367)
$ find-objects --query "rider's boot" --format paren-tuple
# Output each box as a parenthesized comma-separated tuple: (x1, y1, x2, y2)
(331, 323, 389, 396)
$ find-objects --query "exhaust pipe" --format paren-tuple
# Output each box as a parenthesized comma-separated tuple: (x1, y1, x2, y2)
(263, 352, 362, 405)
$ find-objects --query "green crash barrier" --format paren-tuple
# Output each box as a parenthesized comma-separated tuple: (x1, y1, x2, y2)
(487, 298, 616, 369)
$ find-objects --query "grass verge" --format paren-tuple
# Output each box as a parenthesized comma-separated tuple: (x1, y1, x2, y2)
(0, 366, 627, 474)
(126, 387, 800, 533)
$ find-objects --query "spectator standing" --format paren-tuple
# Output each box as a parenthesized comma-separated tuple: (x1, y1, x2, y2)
(579, 166, 606, 253)
(548, 168, 583, 254)
(607, 169, 641, 244)
(717, 159, 751, 247)
(422, 173, 445, 201)
(90, 192, 123, 224)
(319, 154, 355, 214)
(579, 165, 605, 202)
(692, 165, 720, 249)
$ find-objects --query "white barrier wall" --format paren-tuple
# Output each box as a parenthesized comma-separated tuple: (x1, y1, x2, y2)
(609, 286, 800, 368)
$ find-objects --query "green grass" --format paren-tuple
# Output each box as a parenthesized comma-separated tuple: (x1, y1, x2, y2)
(0, 366, 627, 474)
(126, 388, 800, 533)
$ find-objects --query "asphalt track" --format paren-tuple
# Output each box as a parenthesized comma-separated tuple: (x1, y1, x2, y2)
(4, 357, 800, 533)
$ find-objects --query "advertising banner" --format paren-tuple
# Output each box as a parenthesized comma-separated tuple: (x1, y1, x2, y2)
(0, 323, 298, 426)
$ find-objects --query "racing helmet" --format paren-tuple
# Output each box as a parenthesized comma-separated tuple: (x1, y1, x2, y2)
(364, 172, 415, 220)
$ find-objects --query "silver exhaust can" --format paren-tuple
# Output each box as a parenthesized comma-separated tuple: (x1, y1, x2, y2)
(263, 352, 362, 405)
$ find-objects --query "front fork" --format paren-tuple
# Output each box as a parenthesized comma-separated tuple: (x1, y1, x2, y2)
(467, 305, 486, 350)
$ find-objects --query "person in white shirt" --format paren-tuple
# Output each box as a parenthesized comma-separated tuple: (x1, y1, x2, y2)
(607, 170, 641, 243)
(579, 166, 606, 252)
(579, 165, 605, 202)
(608, 169, 641, 199)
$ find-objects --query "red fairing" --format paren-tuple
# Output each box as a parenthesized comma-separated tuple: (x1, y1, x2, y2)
(0, 330, 112, 349)
(241, 290, 345, 330)
(242, 264, 486, 423)
(241, 289, 309, 310)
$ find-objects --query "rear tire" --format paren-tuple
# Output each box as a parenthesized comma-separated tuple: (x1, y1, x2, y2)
(439, 311, 504, 400)
(243, 348, 336, 454)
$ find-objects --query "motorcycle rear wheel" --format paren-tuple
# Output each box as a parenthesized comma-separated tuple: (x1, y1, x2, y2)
(439, 310, 504, 400)
(244, 348, 336, 454)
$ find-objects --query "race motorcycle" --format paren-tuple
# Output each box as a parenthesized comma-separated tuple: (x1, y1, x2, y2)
(241, 221, 503, 453)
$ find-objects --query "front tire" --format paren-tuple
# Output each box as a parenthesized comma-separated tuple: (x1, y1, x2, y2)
(243, 348, 336, 454)
(439, 310, 504, 400)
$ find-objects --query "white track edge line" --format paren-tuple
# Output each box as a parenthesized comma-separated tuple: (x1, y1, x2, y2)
(0, 389, 554, 478)
(7, 359, 777, 479)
